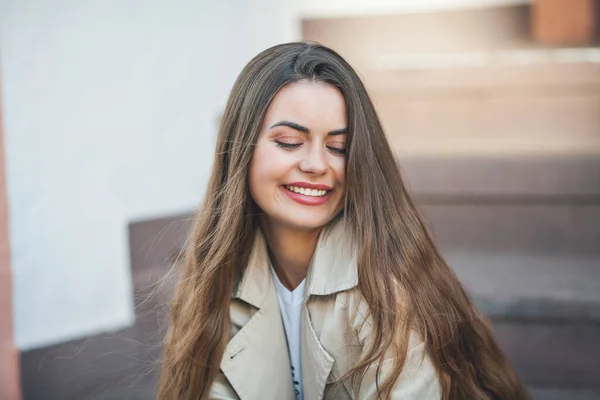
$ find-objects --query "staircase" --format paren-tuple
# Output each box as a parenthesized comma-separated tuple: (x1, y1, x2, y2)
(304, 3, 600, 399)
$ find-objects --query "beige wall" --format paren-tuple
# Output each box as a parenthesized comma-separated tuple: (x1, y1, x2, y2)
(0, 77, 20, 400)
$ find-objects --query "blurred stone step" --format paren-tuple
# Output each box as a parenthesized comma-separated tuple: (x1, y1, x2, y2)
(20, 324, 162, 400)
(302, 4, 535, 65)
(377, 90, 600, 140)
(443, 252, 600, 319)
(302, 2, 600, 153)
(128, 214, 192, 284)
(445, 252, 600, 389)
(477, 296, 600, 323)
(419, 203, 599, 254)
(492, 320, 600, 389)
(368, 56, 600, 89)
(368, 49, 600, 144)
(370, 58, 600, 142)
(528, 386, 600, 400)
(401, 155, 600, 196)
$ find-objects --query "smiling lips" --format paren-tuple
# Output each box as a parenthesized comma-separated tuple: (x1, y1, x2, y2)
(282, 182, 333, 206)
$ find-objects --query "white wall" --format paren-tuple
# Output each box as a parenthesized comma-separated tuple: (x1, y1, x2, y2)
(1, 0, 528, 350)
(0, 0, 292, 351)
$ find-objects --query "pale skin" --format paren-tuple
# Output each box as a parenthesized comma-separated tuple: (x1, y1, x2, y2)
(248, 80, 348, 290)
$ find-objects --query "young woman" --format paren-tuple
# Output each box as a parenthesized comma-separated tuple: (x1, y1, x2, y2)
(158, 42, 529, 400)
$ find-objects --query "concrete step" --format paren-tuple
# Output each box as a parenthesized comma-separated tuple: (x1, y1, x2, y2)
(401, 155, 600, 196)
(528, 386, 600, 400)
(420, 203, 599, 255)
(494, 320, 600, 389)
(445, 252, 600, 318)
(377, 90, 600, 141)
(302, 4, 535, 65)
(20, 323, 163, 400)
(371, 58, 600, 148)
(368, 55, 600, 89)
(304, 4, 600, 144)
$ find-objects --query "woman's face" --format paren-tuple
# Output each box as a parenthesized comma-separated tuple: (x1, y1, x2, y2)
(249, 81, 347, 231)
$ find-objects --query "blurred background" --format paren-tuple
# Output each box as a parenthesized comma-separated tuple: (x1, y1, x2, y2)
(0, 0, 599, 399)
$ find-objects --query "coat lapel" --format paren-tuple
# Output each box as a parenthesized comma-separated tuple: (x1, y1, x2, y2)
(220, 220, 359, 400)
(220, 230, 295, 400)
(301, 305, 335, 400)
(302, 219, 359, 400)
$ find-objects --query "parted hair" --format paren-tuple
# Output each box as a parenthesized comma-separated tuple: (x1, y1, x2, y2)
(158, 42, 530, 400)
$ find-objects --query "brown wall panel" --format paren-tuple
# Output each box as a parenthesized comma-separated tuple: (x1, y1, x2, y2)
(532, 0, 598, 45)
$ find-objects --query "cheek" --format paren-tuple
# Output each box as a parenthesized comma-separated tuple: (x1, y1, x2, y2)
(249, 142, 283, 194)
(249, 154, 268, 200)
(332, 158, 346, 186)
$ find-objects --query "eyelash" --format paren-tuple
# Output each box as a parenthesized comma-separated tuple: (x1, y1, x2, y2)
(275, 141, 346, 155)
(275, 142, 301, 150)
(328, 146, 346, 155)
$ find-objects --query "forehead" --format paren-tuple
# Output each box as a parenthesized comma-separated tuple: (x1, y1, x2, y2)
(262, 81, 347, 130)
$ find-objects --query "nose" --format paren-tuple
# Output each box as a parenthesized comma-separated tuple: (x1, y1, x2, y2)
(299, 144, 328, 176)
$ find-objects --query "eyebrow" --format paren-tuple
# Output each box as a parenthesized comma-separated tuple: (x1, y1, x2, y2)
(269, 120, 348, 136)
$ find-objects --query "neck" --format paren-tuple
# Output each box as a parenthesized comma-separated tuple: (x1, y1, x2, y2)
(260, 217, 321, 291)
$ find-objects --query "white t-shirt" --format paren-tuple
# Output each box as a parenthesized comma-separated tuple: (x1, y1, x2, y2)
(270, 264, 305, 400)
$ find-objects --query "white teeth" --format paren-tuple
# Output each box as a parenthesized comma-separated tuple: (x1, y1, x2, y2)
(285, 186, 328, 197)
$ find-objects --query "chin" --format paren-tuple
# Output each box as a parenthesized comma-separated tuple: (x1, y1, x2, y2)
(275, 212, 338, 232)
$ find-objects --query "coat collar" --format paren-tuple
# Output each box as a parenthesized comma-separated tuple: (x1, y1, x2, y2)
(233, 218, 358, 306)
(305, 218, 358, 296)
(226, 218, 358, 399)
(231, 228, 271, 309)
(221, 236, 294, 398)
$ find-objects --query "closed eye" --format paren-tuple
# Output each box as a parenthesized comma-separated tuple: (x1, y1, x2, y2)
(327, 146, 346, 155)
(275, 141, 302, 150)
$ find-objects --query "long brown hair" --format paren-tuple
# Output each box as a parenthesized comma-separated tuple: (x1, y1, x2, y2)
(158, 42, 529, 399)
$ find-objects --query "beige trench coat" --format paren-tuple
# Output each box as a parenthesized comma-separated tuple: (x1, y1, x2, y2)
(210, 221, 441, 400)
